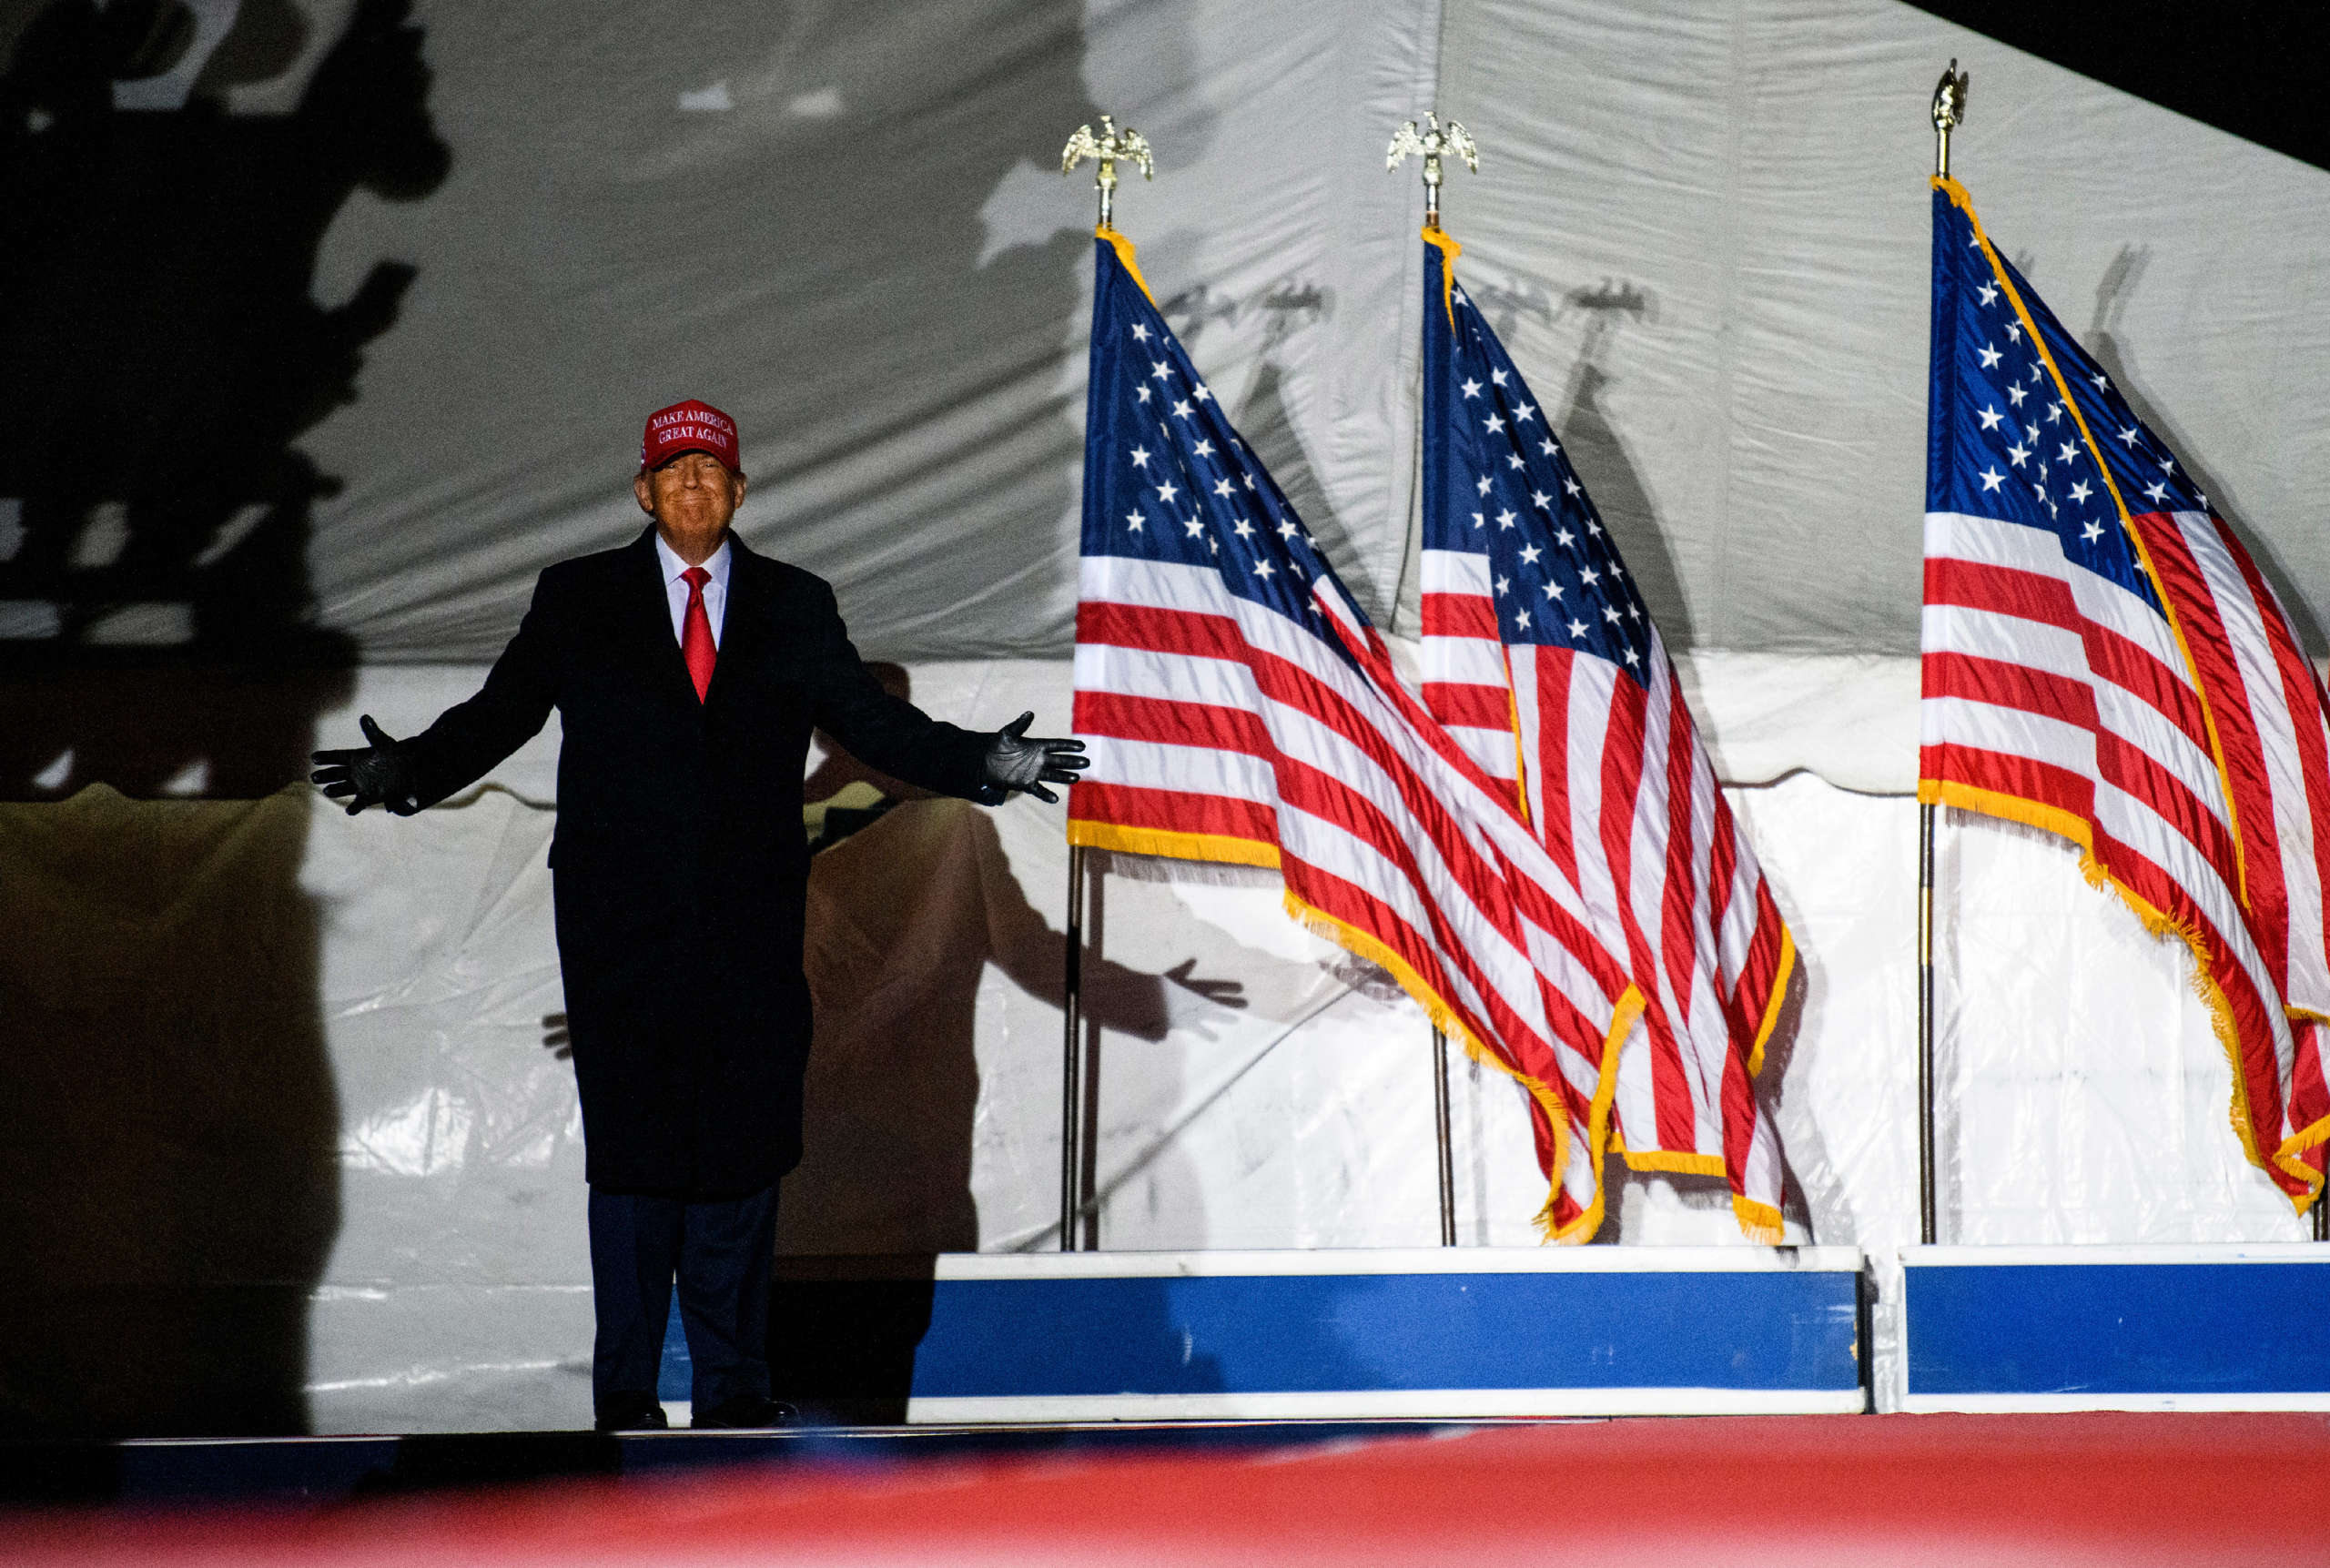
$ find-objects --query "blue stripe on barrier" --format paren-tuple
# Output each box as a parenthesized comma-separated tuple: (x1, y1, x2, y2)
(1908, 1259, 2330, 1396)
(907, 1269, 1860, 1398)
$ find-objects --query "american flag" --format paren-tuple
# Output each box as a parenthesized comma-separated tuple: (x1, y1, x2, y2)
(1922, 177, 2330, 1206)
(1066, 228, 1651, 1237)
(1415, 228, 1793, 1241)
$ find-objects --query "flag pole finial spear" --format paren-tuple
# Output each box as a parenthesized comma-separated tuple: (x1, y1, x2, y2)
(1931, 59, 1969, 179)
(1388, 110, 1478, 230)
(1062, 113, 1155, 231)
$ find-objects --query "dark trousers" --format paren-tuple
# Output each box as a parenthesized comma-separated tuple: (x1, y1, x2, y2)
(587, 1183, 778, 1416)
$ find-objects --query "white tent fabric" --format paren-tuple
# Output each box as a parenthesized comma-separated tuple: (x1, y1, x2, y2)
(183, 657, 2288, 1429)
(1, 671, 2305, 1429)
(3, 0, 2307, 667)
(4, 0, 2327, 1435)
(281, 0, 1442, 661)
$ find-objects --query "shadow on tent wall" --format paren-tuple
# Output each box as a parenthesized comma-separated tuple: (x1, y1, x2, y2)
(782, 703, 1245, 1417)
(2083, 244, 2325, 656)
(0, 0, 446, 1436)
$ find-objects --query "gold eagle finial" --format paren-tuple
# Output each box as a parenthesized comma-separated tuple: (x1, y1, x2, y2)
(1931, 60, 1969, 178)
(1387, 110, 1478, 228)
(1062, 114, 1155, 228)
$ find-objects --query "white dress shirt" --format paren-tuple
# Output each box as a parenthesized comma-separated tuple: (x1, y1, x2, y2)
(654, 532, 731, 650)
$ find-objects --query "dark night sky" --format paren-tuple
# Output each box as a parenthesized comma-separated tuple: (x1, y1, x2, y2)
(1906, 2, 2330, 172)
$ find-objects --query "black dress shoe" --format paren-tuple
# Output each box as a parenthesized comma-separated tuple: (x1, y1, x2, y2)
(593, 1391, 670, 1431)
(691, 1393, 801, 1429)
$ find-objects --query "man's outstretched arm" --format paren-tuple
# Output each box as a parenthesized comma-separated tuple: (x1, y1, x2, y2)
(799, 577, 1084, 804)
(310, 574, 563, 814)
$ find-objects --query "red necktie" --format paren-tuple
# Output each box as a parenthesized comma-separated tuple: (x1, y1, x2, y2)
(680, 566, 716, 701)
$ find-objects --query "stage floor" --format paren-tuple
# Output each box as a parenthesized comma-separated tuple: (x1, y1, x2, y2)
(5, 1411, 2326, 1565)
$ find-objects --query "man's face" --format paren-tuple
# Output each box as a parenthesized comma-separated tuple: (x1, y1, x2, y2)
(633, 450, 747, 548)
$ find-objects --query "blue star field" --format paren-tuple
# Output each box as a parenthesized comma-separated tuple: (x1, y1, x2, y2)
(1421, 238, 1654, 683)
(1079, 237, 1361, 670)
(1929, 185, 2211, 617)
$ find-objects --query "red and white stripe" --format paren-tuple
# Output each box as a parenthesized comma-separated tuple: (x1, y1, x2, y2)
(1420, 548, 1522, 783)
(2136, 508, 2330, 1143)
(1072, 553, 1649, 1237)
(1423, 552, 1794, 1240)
(1923, 499, 2330, 1194)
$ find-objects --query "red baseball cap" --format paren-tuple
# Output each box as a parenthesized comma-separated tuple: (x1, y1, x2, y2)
(639, 400, 741, 473)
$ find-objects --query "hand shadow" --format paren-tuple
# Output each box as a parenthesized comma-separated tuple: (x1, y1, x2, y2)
(1158, 957, 1245, 1015)
(541, 1012, 570, 1061)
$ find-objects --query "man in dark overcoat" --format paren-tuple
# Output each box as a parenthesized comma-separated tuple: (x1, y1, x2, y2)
(309, 400, 1084, 1431)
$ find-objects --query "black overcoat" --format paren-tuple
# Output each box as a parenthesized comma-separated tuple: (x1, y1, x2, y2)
(402, 527, 992, 1197)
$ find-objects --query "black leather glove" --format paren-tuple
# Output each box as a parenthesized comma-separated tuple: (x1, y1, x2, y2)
(981, 711, 1089, 804)
(309, 713, 422, 816)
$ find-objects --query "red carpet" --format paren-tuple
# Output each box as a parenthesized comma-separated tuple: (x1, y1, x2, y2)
(5, 1412, 2325, 1565)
